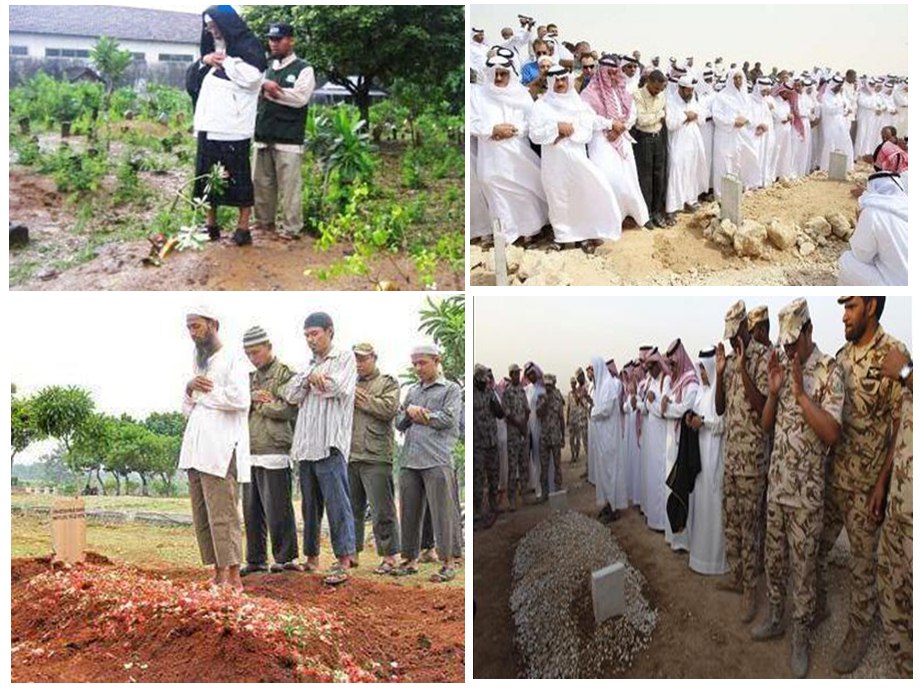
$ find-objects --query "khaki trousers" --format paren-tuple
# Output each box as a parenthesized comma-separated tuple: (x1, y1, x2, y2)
(253, 146, 303, 235)
(188, 454, 241, 568)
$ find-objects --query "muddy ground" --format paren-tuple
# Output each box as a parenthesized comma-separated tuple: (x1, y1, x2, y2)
(471, 167, 871, 287)
(12, 554, 464, 683)
(473, 446, 897, 678)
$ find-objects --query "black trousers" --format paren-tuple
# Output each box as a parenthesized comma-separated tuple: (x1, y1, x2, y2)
(632, 129, 668, 218)
(242, 465, 299, 566)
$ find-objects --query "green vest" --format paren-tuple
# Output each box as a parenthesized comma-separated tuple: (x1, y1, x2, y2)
(255, 57, 310, 145)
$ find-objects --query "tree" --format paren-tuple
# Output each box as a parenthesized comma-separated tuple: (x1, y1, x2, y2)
(70, 412, 115, 494)
(143, 411, 186, 438)
(30, 385, 95, 454)
(11, 388, 37, 464)
(418, 295, 465, 385)
(243, 5, 464, 126)
(90, 35, 133, 150)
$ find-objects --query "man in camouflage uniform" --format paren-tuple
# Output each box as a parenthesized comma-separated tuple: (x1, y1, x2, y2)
(748, 304, 772, 575)
(473, 364, 504, 529)
(715, 300, 771, 623)
(818, 296, 909, 673)
(537, 373, 566, 499)
(752, 299, 844, 678)
(502, 363, 530, 510)
(877, 346, 912, 678)
(566, 374, 589, 464)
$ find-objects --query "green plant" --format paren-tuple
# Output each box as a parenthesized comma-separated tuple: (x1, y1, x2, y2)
(46, 145, 109, 193)
(12, 136, 42, 166)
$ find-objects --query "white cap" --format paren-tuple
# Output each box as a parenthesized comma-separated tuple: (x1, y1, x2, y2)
(187, 306, 219, 322)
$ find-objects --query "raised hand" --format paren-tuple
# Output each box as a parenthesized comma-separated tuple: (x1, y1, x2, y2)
(767, 349, 784, 396)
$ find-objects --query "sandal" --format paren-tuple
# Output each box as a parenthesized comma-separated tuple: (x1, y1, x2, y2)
(322, 564, 349, 586)
(391, 562, 419, 577)
(580, 241, 596, 254)
(429, 566, 456, 583)
(206, 225, 221, 241)
(373, 561, 396, 575)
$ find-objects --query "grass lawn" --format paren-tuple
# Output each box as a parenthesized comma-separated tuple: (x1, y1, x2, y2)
(12, 493, 190, 515)
(11, 512, 463, 589)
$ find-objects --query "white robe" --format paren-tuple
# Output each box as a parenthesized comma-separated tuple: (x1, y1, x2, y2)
(794, 93, 817, 177)
(529, 88, 623, 243)
(470, 83, 549, 244)
(469, 40, 488, 83)
(747, 95, 775, 188)
(496, 417, 509, 492)
(590, 362, 626, 512)
(688, 379, 728, 575)
(711, 79, 759, 198)
(697, 89, 716, 190)
(855, 90, 884, 157)
(818, 89, 855, 172)
(838, 180, 908, 286)
(623, 398, 642, 506)
(665, 93, 709, 213)
(527, 383, 545, 495)
(469, 137, 492, 239)
(637, 376, 651, 512)
(771, 99, 796, 181)
(642, 375, 669, 531)
(662, 378, 700, 552)
(894, 86, 908, 138)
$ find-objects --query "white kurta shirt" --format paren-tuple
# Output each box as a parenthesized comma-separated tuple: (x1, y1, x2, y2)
(180, 346, 252, 482)
(665, 93, 709, 212)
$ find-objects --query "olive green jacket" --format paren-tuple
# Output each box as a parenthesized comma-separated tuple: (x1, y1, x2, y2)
(350, 368, 400, 463)
(249, 358, 299, 456)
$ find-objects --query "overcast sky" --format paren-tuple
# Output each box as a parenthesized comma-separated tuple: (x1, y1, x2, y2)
(471, 3, 908, 76)
(474, 296, 912, 382)
(10, 292, 460, 463)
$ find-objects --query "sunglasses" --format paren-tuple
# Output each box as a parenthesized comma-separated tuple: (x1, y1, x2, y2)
(582, 64, 596, 69)
(535, 51, 549, 56)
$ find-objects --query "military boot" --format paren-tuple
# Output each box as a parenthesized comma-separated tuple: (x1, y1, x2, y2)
(833, 626, 869, 674)
(790, 622, 810, 678)
(740, 586, 758, 623)
(751, 603, 785, 640)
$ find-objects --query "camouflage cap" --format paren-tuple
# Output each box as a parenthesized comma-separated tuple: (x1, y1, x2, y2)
(747, 305, 769, 331)
(509, 363, 521, 373)
(723, 300, 747, 339)
(544, 373, 557, 385)
(778, 298, 810, 346)
(352, 342, 376, 356)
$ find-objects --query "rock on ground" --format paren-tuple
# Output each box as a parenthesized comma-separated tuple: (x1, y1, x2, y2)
(766, 218, 798, 251)
(510, 511, 657, 678)
(733, 220, 767, 258)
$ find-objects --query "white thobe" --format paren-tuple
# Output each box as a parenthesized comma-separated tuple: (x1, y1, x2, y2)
(592, 381, 627, 512)
(894, 87, 908, 138)
(748, 97, 775, 188)
(794, 95, 817, 177)
(855, 91, 884, 157)
(636, 376, 651, 512)
(838, 204, 908, 286)
(470, 85, 549, 244)
(642, 376, 669, 531)
(623, 399, 641, 506)
(529, 97, 623, 243)
(665, 96, 709, 213)
(179, 347, 251, 482)
(697, 90, 716, 190)
(688, 388, 728, 575)
(771, 100, 795, 180)
(711, 91, 759, 198)
(585, 109, 650, 226)
(661, 379, 699, 552)
(818, 91, 854, 172)
(527, 384, 544, 495)
(469, 137, 492, 239)
(469, 40, 488, 83)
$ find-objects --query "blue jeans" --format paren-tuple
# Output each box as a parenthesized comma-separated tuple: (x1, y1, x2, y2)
(298, 448, 356, 558)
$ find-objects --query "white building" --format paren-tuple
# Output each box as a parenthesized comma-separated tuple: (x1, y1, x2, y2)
(9, 5, 201, 65)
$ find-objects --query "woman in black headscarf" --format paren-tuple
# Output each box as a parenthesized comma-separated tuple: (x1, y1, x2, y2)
(189, 6, 268, 246)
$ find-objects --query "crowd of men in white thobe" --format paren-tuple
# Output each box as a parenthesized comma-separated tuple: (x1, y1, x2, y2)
(469, 18, 909, 283)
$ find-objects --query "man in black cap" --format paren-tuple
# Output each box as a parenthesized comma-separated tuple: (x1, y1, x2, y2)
(253, 22, 316, 240)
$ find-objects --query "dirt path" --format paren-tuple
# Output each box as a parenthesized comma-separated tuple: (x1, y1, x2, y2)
(473, 447, 895, 678)
(471, 169, 867, 286)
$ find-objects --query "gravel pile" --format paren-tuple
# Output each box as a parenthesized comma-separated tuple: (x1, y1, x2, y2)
(510, 511, 657, 678)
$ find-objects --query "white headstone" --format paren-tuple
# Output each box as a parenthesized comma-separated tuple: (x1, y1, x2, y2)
(492, 219, 509, 287)
(591, 561, 626, 624)
(829, 151, 848, 181)
(720, 175, 743, 225)
(548, 489, 568, 512)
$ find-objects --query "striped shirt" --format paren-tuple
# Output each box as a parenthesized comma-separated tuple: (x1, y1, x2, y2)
(283, 346, 357, 462)
(396, 377, 462, 469)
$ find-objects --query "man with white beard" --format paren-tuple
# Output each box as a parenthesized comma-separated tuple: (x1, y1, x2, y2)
(688, 349, 728, 576)
(748, 78, 776, 189)
(817, 76, 854, 173)
(642, 350, 671, 532)
(855, 79, 885, 159)
(661, 339, 701, 552)
(589, 356, 626, 523)
(838, 171, 908, 285)
(711, 69, 758, 199)
(469, 27, 489, 83)
(529, 66, 623, 253)
(470, 56, 549, 247)
(665, 76, 708, 220)
(581, 54, 650, 229)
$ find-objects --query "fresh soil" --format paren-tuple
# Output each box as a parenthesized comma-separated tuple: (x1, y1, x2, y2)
(474, 447, 897, 678)
(12, 554, 464, 683)
(470, 167, 870, 287)
(9, 134, 463, 291)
